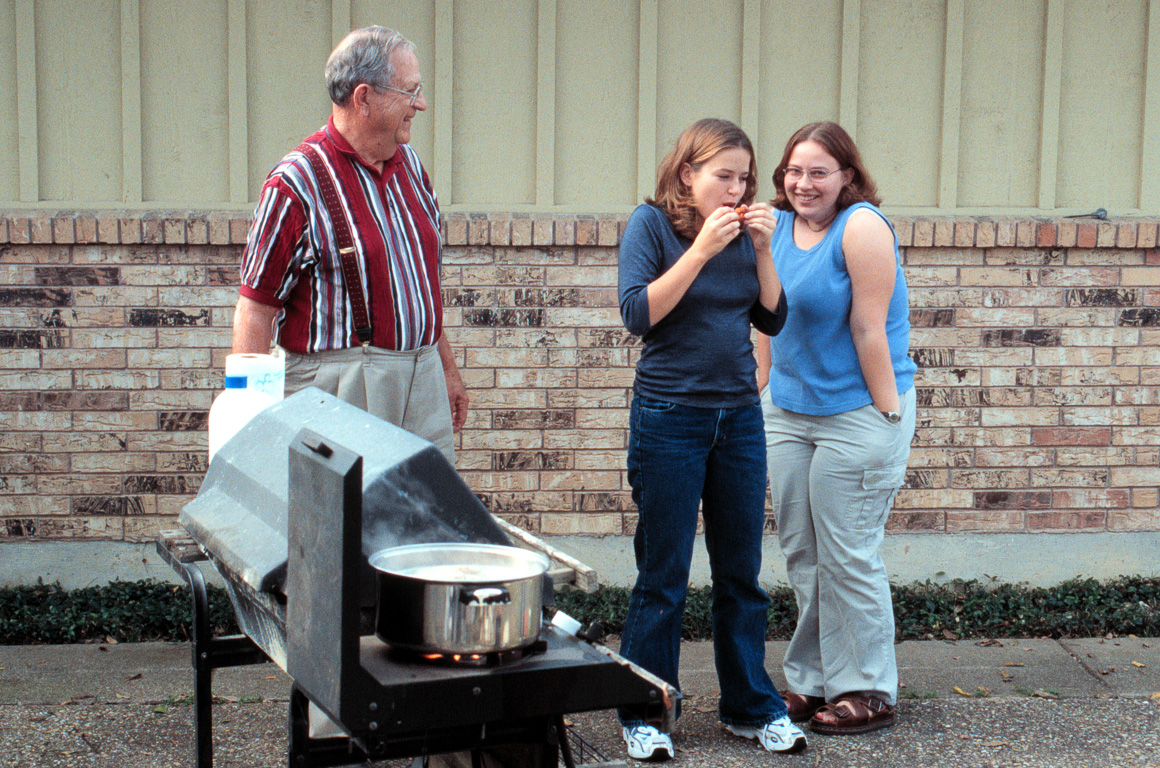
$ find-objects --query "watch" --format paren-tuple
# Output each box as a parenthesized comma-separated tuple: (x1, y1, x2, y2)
(880, 410, 901, 424)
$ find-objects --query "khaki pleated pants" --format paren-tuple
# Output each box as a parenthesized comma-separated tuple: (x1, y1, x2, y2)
(283, 343, 454, 464)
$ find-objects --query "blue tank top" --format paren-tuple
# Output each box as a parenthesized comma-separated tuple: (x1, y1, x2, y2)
(767, 202, 916, 415)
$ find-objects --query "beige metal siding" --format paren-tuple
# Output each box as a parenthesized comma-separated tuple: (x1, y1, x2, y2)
(139, 0, 230, 203)
(1057, 0, 1147, 210)
(0, 2, 19, 202)
(1, 0, 1156, 213)
(755, 0, 844, 175)
(958, 1, 1046, 209)
(655, 2, 745, 160)
(451, 0, 538, 206)
(858, 0, 947, 208)
(555, 0, 639, 208)
(35, 1, 122, 202)
(245, 2, 333, 192)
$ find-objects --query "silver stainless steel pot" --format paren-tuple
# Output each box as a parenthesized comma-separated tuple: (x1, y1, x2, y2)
(369, 542, 550, 654)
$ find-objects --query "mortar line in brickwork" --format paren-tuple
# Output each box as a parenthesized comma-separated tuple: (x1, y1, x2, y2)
(5, 211, 1159, 250)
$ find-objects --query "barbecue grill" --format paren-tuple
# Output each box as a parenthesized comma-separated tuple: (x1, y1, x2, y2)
(159, 388, 676, 768)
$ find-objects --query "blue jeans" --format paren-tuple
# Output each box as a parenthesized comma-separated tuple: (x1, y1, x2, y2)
(618, 396, 786, 728)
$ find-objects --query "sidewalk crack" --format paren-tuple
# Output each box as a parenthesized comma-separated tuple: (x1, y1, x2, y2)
(1055, 639, 1112, 689)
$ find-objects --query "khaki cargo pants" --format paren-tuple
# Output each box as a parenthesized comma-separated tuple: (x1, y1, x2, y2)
(760, 386, 916, 706)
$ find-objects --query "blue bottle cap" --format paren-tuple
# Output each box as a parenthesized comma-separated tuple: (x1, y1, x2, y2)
(224, 375, 248, 389)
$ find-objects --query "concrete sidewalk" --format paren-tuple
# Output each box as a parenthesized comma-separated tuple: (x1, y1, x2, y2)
(2, 637, 1158, 767)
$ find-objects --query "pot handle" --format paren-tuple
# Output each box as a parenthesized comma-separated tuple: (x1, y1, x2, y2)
(459, 585, 512, 606)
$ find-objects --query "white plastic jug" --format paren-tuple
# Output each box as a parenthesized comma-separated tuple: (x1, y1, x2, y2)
(207, 375, 278, 462)
(225, 352, 285, 400)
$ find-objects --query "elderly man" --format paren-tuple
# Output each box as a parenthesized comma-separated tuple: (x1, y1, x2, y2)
(232, 26, 467, 462)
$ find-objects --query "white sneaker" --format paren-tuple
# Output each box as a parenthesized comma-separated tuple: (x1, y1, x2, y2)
(725, 715, 808, 753)
(622, 724, 674, 762)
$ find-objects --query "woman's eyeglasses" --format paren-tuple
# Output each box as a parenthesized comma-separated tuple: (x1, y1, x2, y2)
(781, 167, 844, 183)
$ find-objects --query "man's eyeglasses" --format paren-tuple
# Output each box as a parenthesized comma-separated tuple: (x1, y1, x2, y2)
(374, 81, 424, 106)
(781, 166, 845, 183)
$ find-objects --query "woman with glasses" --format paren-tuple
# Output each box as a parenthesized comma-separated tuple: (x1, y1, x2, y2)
(615, 118, 805, 762)
(755, 121, 916, 735)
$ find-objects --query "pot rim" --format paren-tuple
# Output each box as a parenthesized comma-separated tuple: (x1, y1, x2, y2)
(369, 541, 550, 582)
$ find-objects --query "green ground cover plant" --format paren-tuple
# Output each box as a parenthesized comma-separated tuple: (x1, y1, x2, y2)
(1, 576, 1157, 645)
(0, 580, 239, 644)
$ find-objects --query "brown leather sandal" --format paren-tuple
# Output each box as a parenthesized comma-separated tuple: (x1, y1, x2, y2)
(782, 691, 826, 723)
(808, 693, 895, 735)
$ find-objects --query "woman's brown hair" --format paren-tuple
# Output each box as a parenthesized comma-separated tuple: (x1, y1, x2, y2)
(770, 121, 880, 211)
(647, 118, 757, 240)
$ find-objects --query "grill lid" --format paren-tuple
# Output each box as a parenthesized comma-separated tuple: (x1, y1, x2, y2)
(179, 387, 510, 595)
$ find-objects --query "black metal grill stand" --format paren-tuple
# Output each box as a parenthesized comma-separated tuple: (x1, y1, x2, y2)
(156, 536, 272, 768)
(156, 535, 573, 768)
(160, 404, 675, 768)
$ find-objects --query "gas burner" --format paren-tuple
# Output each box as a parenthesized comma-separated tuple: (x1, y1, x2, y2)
(388, 638, 549, 667)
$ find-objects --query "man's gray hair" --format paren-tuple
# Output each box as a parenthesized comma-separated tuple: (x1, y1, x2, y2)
(325, 26, 415, 107)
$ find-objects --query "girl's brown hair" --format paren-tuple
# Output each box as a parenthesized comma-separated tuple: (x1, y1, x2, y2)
(771, 121, 880, 211)
(647, 118, 757, 240)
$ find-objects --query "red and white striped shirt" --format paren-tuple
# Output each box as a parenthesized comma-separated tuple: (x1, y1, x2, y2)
(239, 118, 443, 354)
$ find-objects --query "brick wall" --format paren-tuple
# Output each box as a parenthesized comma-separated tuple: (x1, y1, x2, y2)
(1, 210, 1157, 544)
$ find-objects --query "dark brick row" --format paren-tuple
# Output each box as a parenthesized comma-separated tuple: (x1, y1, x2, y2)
(909, 309, 955, 327)
(35, 267, 119, 286)
(492, 451, 571, 470)
(493, 410, 575, 429)
(73, 496, 147, 516)
(980, 329, 1061, 347)
(463, 308, 545, 327)
(0, 288, 72, 307)
(1065, 288, 1138, 306)
(910, 348, 953, 367)
(129, 309, 211, 327)
(159, 412, 209, 431)
(974, 491, 1053, 509)
(0, 392, 128, 411)
(123, 475, 200, 494)
(0, 329, 67, 348)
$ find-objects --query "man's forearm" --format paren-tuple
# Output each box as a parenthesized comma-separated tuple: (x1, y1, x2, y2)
(232, 296, 280, 354)
(438, 331, 469, 432)
(437, 333, 460, 377)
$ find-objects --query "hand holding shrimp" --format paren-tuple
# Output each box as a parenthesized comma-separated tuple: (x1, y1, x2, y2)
(691, 205, 747, 260)
(739, 201, 776, 252)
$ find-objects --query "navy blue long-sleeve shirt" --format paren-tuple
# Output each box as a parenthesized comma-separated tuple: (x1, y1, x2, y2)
(618, 204, 785, 409)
